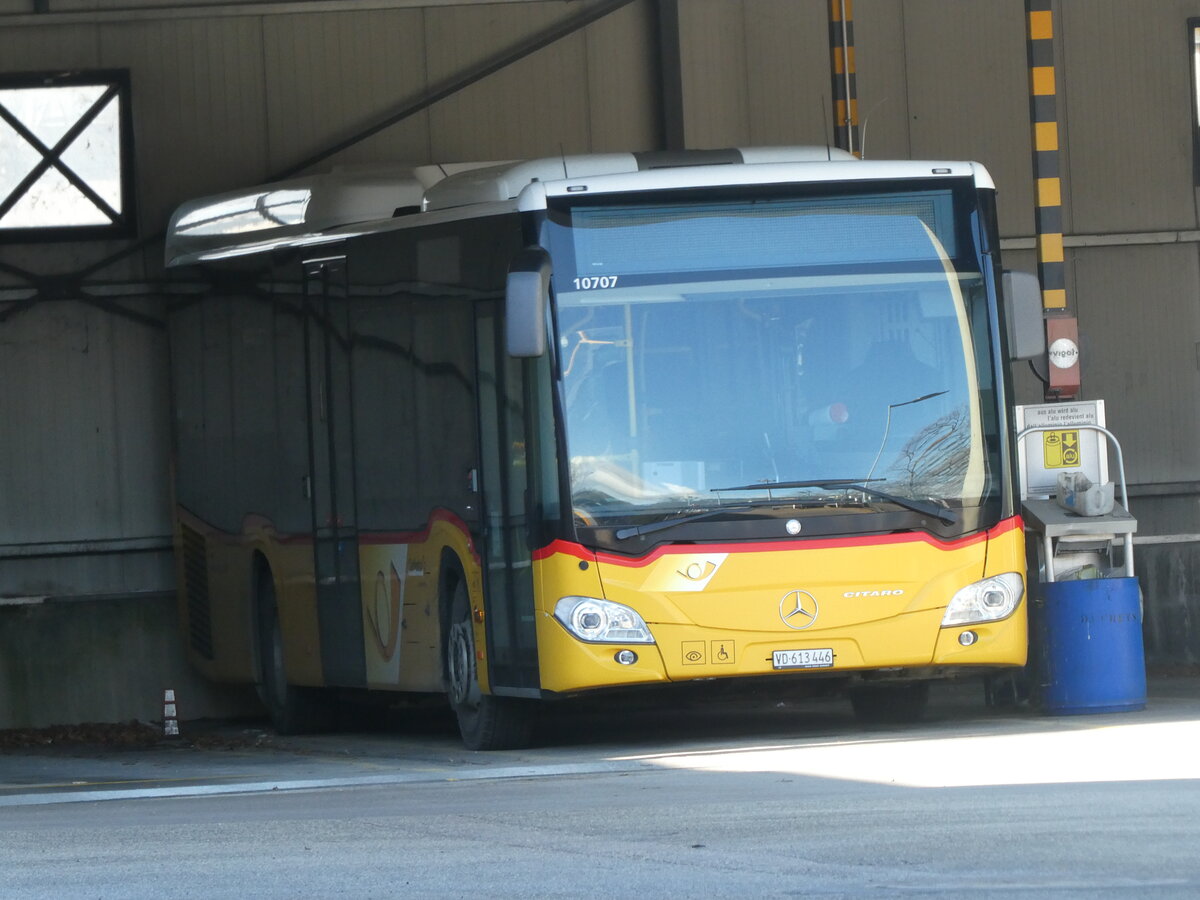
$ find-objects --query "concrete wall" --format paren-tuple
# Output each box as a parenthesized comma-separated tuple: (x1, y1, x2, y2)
(3, 0, 1200, 727)
(0, 594, 259, 729)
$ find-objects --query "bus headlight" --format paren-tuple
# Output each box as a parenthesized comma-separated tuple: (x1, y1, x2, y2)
(554, 596, 656, 644)
(941, 573, 1024, 627)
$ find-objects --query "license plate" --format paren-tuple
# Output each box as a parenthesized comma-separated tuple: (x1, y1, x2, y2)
(772, 648, 834, 670)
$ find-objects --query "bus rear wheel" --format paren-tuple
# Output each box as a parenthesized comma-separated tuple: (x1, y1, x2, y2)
(849, 681, 930, 724)
(446, 580, 533, 751)
(256, 569, 333, 734)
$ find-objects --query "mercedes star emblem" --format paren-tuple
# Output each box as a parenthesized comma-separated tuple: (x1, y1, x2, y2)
(779, 589, 819, 630)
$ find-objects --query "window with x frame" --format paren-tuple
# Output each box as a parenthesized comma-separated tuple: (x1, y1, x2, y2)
(0, 70, 135, 240)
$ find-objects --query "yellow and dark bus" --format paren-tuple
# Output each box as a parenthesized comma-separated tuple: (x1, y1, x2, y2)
(164, 147, 1042, 749)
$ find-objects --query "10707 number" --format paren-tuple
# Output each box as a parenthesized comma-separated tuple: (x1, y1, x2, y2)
(573, 276, 619, 290)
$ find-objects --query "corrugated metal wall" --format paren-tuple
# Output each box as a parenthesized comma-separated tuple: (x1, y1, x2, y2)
(1058, 2, 1200, 506)
(2, 0, 1200, 728)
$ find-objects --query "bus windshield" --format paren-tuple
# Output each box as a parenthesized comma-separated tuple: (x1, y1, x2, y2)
(547, 184, 999, 533)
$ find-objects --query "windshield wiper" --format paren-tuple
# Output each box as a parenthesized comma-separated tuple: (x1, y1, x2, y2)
(613, 500, 778, 541)
(615, 477, 957, 541)
(712, 478, 876, 493)
(838, 482, 957, 525)
(712, 479, 957, 525)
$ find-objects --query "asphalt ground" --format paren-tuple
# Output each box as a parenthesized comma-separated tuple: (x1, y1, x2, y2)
(1, 674, 1197, 808)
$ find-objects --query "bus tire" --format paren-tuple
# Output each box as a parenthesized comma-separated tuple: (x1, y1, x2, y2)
(445, 579, 534, 751)
(849, 680, 930, 724)
(255, 567, 333, 735)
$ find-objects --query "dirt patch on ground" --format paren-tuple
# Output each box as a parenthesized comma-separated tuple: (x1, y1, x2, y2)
(0, 720, 276, 752)
(0, 721, 163, 750)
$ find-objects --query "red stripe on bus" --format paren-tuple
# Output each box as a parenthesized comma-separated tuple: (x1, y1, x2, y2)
(245, 508, 480, 566)
(357, 509, 475, 547)
(532, 515, 1023, 568)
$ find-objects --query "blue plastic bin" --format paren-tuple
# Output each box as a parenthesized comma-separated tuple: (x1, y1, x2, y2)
(1037, 576, 1146, 714)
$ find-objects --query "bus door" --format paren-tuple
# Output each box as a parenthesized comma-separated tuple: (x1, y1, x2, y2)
(303, 256, 366, 688)
(475, 301, 541, 696)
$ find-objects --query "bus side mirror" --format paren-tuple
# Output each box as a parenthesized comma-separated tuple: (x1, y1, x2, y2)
(1002, 270, 1045, 361)
(506, 247, 551, 358)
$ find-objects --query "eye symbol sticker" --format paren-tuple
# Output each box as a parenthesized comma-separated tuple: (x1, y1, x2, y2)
(681, 641, 706, 665)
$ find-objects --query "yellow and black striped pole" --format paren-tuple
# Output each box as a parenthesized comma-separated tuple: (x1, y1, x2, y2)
(1026, 0, 1079, 397)
(829, 0, 860, 156)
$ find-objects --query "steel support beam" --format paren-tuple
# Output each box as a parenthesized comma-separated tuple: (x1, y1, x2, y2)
(276, 0, 638, 179)
(653, 0, 685, 151)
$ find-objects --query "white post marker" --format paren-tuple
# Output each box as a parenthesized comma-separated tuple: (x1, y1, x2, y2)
(163, 689, 180, 737)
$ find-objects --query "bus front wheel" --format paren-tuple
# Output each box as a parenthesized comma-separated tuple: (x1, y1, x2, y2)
(445, 580, 534, 750)
(849, 680, 930, 724)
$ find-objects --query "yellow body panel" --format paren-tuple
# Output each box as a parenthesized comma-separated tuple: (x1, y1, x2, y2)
(533, 550, 672, 691)
(176, 509, 321, 685)
(356, 517, 477, 693)
(179, 503, 1026, 700)
(533, 519, 1026, 695)
(177, 507, 480, 694)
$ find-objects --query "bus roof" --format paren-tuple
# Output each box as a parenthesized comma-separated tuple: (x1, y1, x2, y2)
(164, 147, 992, 267)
